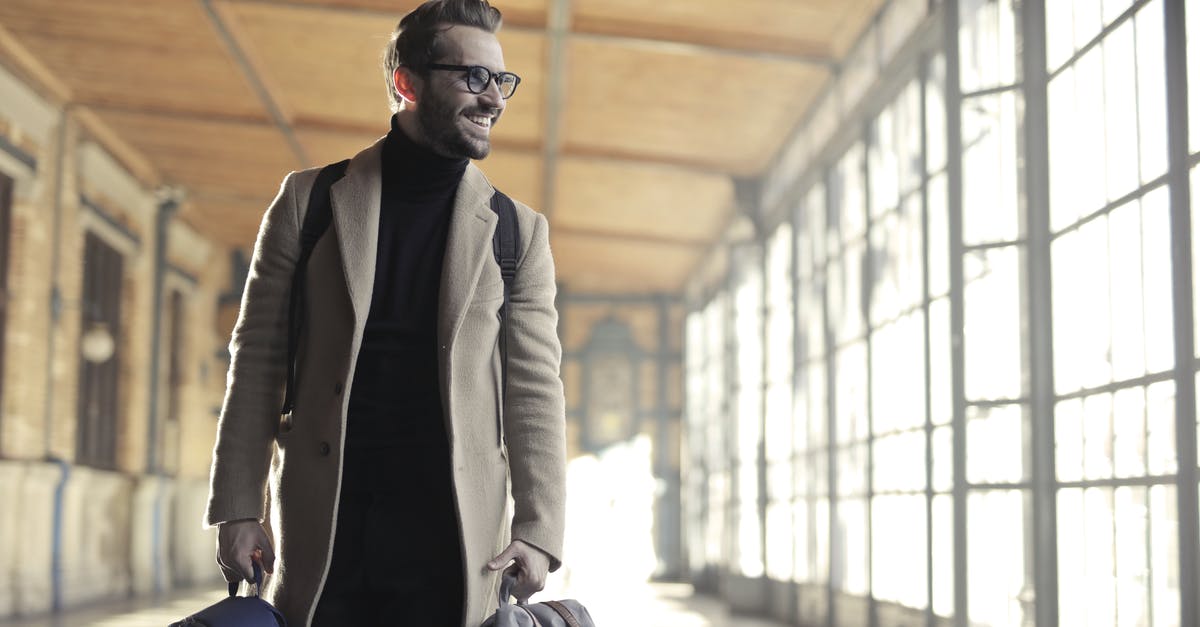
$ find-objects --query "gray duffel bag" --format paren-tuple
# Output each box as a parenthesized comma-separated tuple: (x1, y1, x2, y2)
(481, 575, 595, 627)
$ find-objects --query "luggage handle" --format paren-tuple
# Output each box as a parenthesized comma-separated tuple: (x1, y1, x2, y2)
(228, 560, 264, 598)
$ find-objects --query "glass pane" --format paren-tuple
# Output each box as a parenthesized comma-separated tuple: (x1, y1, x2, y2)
(1193, 166, 1200, 357)
(932, 425, 954, 492)
(932, 494, 954, 618)
(1148, 484, 1180, 627)
(964, 246, 1023, 401)
(959, 0, 1019, 93)
(873, 430, 926, 493)
(808, 362, 828, 448)
(1115, 486, 1151, 627)
(927, 55, 948, 175)
(766, 502, 793, 580)
(871, 494, 929, 609)
(834, 498, 869, 595)
(1056, 397, 1085, 483)
(766, 383, 792, 467)
(870, 103, 901, 218)
(793, 499, 811, 582)
(832, 143, 867, 243)
(928, 173, 950, 298)
(967, 404, 1026, 484)
(1053, 216, 1113, 393)
(1136, 1, 1168, 184)
(1102, 19, 1141, 204)
(835, 342, 869, 444)
(737, 498, 764, 577)
(1057, 487, 1116, 625)
(929, 296, 953, 426)
(1045, 0, 1075, 73)
(1113, 386, 1149, 478)
(1082, 392, 1115, 480)
(1146, 380, 1177, 475)
(1109, 199, 1148, 381)
(815, 496, 831, 582)
(871, 311, 927, 435)
(962, 90, 1022, 245)
(837, 443, 869, 497)
(1190, 0, 1200, 154)
(1141, 187, 1174, 375)
(968, 490, 1031, 626)
(830, 242, 866, 344)
(870, 195, 925, 325)
(1048, 49, 1106, 231)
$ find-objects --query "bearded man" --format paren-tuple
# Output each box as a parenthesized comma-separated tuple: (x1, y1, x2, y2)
(204, 1, 566, 624)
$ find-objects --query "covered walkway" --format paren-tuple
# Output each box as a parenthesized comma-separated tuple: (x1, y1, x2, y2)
(0, 582, 787, 627)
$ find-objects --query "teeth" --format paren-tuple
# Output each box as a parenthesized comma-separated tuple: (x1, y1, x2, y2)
(467, 115, 491, 128)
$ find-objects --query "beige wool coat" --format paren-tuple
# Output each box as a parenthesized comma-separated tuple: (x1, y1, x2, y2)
(205, 136, 567, 627)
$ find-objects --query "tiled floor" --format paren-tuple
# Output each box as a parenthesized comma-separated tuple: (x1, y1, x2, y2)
(0, 582, 788, 627)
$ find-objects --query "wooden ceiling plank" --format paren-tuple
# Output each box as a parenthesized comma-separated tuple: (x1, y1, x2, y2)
(200, 0, 311, 167)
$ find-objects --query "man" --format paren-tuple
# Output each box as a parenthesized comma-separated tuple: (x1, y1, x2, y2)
(204, 1, 566, 625)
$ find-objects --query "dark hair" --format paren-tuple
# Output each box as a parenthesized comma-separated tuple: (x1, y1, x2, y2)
(382, 0, 503, 112)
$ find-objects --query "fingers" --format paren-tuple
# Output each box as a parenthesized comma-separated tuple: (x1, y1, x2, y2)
(487, 544, 516, 571)
(258, 541, 276, 574)
(217, 520, 275, 582)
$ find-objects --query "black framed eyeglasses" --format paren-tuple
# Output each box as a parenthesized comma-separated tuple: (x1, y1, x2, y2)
(426, 63, 521, 99)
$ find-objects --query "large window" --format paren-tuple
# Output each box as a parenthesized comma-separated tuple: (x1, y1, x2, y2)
(680, 1, 1199, 625)
(76, 232, 123, 469)
(731, 249, 764, 578)
(1050, 2, 1179, 625)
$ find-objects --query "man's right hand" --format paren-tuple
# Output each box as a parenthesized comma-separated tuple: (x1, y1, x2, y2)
(216, 519, 276, 583)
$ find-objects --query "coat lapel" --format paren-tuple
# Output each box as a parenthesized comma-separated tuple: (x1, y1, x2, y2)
(330, 137, 385, 329)
(438, 163, 497, 350)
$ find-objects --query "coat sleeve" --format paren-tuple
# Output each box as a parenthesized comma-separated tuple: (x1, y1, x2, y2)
(503, 211, 567, 571)
(205, 172, 301, 527)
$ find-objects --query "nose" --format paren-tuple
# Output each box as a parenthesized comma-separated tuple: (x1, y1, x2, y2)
(480, 78, 505, 111)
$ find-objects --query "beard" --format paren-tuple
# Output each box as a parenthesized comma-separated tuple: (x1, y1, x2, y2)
(417, 89, 498, 160)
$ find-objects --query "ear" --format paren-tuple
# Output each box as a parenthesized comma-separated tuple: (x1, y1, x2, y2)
(393, 67, 420, 104)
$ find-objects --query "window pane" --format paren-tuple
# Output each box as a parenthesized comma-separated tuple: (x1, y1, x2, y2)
(932, 494, 955, 618)
(927, 55, 948, 174)
(1053, 216, 1114, 393)
(928, 173, 950, 298)
(967, 404, 1026, 484)
(873, 430, 926, 493)
(964, 246, 1023, 401)
(871, 494, 928, 609)
(832, 144, 867, 244)
(837, 443, 869, 497)
(1140, 187, 1173, 374)
(1102, 19, 1141, 203)
(968, 490, 1031, 626)
(1048, 51, 1106, 231)
(962, 90, 1021, 245)
(1189, 0, 1200, 154)
(1149, 484, 1180, 627)
(870, 195, 925, 325)
(932, 425, 954, 492)
(1146, 381, 1177, 475)
(834, 498, 869, 595)
(1113, 386, 1149, 478)
(871, 311, 927, 435)
(793, 499, 812, 583)
(766, 502, 793, 580)
(1056, 397, 1085, 483)
(1115, 486, 1152, 627)
(1135, 1, 1168, 184)
(959, 0, 1018, 93)
(835, 342, 869, 444)
(1082, 392, 1115, 480)
(930, 296, 953, 426)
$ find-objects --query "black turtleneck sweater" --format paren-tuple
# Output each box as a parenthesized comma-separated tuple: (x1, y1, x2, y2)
(342, 116, 468, 478)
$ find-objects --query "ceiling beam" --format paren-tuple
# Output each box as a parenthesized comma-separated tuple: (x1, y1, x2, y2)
(552, 226, 709, 249)
(199, 0, 311, 168)
(567, 30, 836, 67)
(539, 0, 570, 219)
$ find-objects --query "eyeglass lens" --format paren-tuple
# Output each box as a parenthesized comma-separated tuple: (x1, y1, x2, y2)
(466, 66, 518, 98)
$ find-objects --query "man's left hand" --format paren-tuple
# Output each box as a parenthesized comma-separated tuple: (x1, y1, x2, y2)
(487, 539, 550, 603)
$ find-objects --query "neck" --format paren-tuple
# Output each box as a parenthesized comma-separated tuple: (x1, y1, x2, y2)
(395, 109, 445, 157)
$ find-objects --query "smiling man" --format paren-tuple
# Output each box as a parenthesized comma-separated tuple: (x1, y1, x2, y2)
(204, 1, 567, 625)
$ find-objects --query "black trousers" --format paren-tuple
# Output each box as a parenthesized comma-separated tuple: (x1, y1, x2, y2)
(311, 442, 464, 626)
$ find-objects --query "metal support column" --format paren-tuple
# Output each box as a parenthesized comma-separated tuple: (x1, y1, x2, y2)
(943, 1, 969, 626)
(1019, 1, 1059, 625)
(1163, 3, 1200, 627)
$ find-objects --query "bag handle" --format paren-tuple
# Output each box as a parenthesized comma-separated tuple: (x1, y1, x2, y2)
(228, 560, 264, 598)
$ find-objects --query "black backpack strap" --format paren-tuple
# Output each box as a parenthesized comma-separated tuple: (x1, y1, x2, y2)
(281, 159, 350, 416)
(489, 190, 520, 444)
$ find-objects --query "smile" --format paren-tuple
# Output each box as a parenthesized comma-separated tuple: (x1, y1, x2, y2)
(465, 114, 492, 129)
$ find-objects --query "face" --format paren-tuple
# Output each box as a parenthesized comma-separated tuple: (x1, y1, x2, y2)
(413, 25, 507, 160)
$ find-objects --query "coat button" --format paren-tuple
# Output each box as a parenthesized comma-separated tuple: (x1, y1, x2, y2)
(333, 382, 344, 395)
(319, 441, 331, 456)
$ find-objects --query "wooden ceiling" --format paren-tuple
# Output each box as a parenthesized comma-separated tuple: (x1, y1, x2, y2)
(0, 0, 884, 294)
